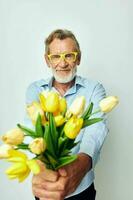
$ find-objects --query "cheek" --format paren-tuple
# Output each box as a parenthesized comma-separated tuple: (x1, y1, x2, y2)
(69, 63, 77, 69)
(49, 63, 58, 69)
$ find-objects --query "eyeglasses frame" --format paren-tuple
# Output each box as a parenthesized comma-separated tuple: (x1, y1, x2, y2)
(47, 51, 78, 64)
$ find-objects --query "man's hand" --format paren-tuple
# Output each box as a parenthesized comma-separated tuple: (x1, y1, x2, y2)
(32, 160, 60, 199)
(58, 153, 92, 197)
(32, 153, 92, 200)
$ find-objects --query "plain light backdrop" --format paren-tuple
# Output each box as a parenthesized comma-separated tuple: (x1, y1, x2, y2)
(0, 0, 132, 200)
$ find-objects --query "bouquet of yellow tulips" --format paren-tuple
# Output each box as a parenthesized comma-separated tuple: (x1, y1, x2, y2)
(0, 91, 119, 182)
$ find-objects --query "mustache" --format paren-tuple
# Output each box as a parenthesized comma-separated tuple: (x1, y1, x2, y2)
(55, 68, 71, 71)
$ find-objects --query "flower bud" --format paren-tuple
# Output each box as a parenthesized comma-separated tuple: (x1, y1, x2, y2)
(26, 101, 46, 125)
(0, 144, 13, 159)
(2, 128, 24, 145)
(99, 96, 119, 113)
(54, 115, 65, 127)
(66, 96, 85, 117)
(64, 116, 83, 139)
(45, 92, 60, 113)
(29, 138, 46, 155)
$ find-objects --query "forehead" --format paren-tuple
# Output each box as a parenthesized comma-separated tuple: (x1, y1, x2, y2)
(48, 38, 76, 54)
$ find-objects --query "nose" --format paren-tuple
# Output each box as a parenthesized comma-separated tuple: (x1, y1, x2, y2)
(58, 58, 68, 68)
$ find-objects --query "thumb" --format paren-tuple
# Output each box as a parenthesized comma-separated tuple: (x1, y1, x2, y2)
(58, 168, 67, 177)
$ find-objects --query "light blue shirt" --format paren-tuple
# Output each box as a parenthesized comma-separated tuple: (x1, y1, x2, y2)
(24, 75, 108, 198)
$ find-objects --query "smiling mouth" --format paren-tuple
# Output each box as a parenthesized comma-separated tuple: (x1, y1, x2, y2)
(56, 69, 70, 72)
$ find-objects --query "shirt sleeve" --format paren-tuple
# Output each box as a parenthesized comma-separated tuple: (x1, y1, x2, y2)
(23, 82, 39, 129)
(25, 82, 40, 105)
(78, 83, 109, 168)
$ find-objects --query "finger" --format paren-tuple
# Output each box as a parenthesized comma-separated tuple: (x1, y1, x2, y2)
(40, 189, 64, 200)
(36, 160, 59, 181)
(33, 187, 46, 199)
(36, 160, 46, 171)
(32, 176, 66, 193)
(32, 169, 59, 184)
(41, 176, 67, 191)
(33, 187, 64, 200)
(58, 168, 67, 177)
(43, 168, 59, 181)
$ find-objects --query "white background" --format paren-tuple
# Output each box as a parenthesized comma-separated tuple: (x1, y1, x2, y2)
(0, 0, 132, 199)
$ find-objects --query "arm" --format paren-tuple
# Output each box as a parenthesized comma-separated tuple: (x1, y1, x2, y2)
(79, 83, 109, 168)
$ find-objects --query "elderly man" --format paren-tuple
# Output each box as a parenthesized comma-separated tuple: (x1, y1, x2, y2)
(25, 29, 108, 200)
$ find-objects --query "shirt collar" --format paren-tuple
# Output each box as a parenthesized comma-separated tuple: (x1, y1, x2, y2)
(39, 75, 85, 89)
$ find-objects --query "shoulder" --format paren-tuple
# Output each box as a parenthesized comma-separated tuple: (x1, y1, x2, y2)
(77, 76, 106, 100)
(27, 78, 48, 90)
(77, 75, 104, 90)
(25, 78, 49, 104)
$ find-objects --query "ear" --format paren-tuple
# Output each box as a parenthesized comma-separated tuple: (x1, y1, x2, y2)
(76, 57, 81, 66)
(44, 54, 50, 68)
(77, 59, 80, 66)
(76, 53, 81, 66)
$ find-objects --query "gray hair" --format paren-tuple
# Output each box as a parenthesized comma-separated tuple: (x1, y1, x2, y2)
(45, 29, 81, 61)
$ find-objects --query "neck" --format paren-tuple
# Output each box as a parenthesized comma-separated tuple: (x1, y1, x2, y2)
(53, 78, 75, 96)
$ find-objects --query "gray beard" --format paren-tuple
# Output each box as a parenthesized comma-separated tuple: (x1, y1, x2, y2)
(51, 67, 77, 83)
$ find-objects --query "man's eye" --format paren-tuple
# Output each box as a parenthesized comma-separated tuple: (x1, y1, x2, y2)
(65, 53, 73, 58)
(51, 55, 60, 59)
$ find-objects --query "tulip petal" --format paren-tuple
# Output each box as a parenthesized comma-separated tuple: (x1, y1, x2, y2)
(8, 150, 28, 160)
(39, 93, 47, 111)
(7, 157, 26, 163)
(7, 174, 19, 180)
(6, 163, 28, 176)
(27, 159, 40, 174)
(18, 169, 30, 182)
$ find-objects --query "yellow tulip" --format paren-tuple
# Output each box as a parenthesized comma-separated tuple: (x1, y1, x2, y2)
(5, 150, 40, 182)
(0, 144, 13, 159)
(40, 90, 49, 98)
(39, 92, 48, 111)
(99, 96, 119, 113)
(45, 91, 60, 113)
(59, 98, 67, 113)
(29, 138, 46, 155)
(54, 115, 65, 127)
(26, 101, 46, 125)
(66, 96, 86, 117)
(64, 116, 83, 139)
(2, 128, 24, 145)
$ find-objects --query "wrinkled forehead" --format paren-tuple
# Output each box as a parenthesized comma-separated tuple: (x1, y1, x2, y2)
(48, 38, 77, 54)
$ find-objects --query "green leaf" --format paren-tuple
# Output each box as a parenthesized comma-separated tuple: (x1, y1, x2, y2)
(36, 154, 50, 165)
(81, 102, 93, 120)
(56, 124, 65, 137)
(44, 151, 58, 169)
(58, 137, 68, 149)
(60, 149, 71, 157)
(44, 123, 56, 159)
(58, 137, 69, 155)
(55, 154, 77, 170)
(35, 114, 44, 137)
(67, 141, 80, 150)
(49, 113, 58, 155)
(16, 143, 29, 150)
(82, 118, 103, 128)
(17, 124, 37, 138)
(65, 138, 75, 150)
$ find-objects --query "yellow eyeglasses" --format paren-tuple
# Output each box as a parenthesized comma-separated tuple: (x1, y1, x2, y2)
(47, 52, 78, 64)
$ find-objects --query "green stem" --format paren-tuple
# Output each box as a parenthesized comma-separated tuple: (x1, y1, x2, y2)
(90, 109, 100, 116)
